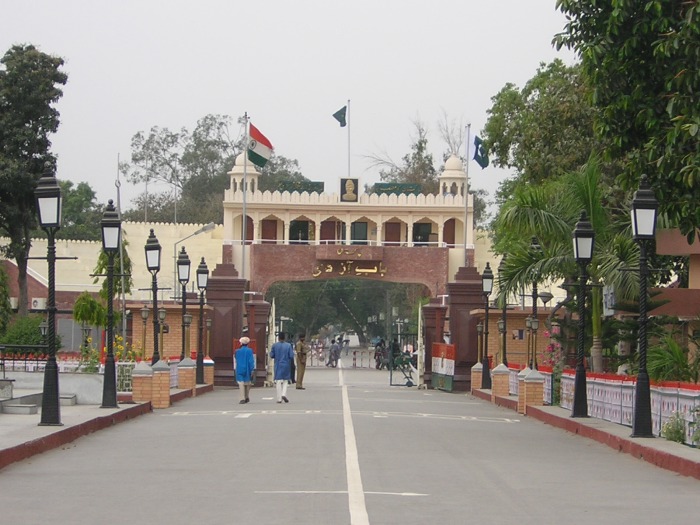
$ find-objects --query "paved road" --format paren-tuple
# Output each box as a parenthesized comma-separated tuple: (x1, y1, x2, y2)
(1, 357, 698, 525)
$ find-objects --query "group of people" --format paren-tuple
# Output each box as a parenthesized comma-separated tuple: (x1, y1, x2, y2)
(233, 332, 309, 404)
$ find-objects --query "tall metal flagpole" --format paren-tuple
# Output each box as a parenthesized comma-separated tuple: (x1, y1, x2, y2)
(115, 154, 127, 338)
(241, 112, 249, 282)
(464, 123, 471, 267)
(347, 99, 351, 179)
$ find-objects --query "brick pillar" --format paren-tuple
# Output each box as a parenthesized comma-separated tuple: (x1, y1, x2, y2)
(204, 356, 215, 385)
(517, 366, 531, 414)
(131, 361, 153, 403)
(178, 357, 196, 393)
(151, 360, 171, 409)
(207, 263, 246, 384)
(524, 369, 545, 415)
(471, 362, 482, 394)
(491, 363, 510, 401)
(447, 266, 485, 391)
(245, 295, 271, 387)
(422, 300, 447, 388)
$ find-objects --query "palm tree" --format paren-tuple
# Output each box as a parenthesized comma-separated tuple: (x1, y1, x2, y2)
(493, 157, 639, 372)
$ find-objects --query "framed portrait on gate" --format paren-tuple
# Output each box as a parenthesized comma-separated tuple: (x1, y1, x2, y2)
(340, 178, 358, 202)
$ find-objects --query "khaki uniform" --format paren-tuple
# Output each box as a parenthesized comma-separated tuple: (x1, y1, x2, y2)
(295, 339, 308, 389)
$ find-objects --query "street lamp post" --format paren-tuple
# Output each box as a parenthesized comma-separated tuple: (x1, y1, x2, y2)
(525, 316, 532, 368)
(100, 200, 121, 408)
(158, 307, 167, 361)
(206, 317, 212, 358)
(530, 236, 542, 369)
(572, 211, 594, 418)
(140, 305, 149, 361)
(631, 175, 658, 438)
(476, 322, 483, 366)
(177, 246, 191, 361)
(34, 168, 63, 426)
(481, 262, 494, 389)
(173, 222, 215, 301)
(183, 313, 193, 360)
(145, 229, 162, 364)
(498, 256, 508, 367)
(196, 257, 209, 384)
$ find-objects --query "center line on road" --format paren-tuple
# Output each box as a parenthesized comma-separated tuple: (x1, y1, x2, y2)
(339, 364, 370, 525)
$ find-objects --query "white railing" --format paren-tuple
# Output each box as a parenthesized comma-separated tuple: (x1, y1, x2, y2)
(559, 372, 700, 445)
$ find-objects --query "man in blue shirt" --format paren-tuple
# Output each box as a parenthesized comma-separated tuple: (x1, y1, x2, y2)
(234, 336, 255, 404)
(270, 332, 294, 403)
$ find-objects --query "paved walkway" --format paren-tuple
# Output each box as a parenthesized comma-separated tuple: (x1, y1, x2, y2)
(1, 356, 698, 524)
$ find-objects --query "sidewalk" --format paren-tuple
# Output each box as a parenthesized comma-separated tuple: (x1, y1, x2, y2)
(0, 384, 211, 471)
(1, 383, 699, 480)
(472, 388, 700, 480)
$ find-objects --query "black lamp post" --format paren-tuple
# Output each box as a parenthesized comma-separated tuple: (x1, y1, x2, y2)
(34, 167, 63, 426)
(158, 307, 167, 361)
(481, 262, 494, 389)
(140, 305, 149, 361)
(177, 246, 191, 360)
(525, 316, 532, 369)
(205, 317, 212, 358)
(183, 313, 193, 359)
(196, 257, 209, 384)
(476, 322, 483, 369)
(530, 236, 542, 369)
(498, 256, 508, 367)
(572, 211, 594, 417)
(631, 175, 658, 438)
(100, 199, 121, 408)
(145, 229, 162, 364)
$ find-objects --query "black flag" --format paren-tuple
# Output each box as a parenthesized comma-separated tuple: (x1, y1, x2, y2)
(333, 106, 347, 127)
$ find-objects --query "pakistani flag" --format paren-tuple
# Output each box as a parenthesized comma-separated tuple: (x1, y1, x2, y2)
(248, 123, 273, 168)
(473, 136, 489, 169)
(333, 105, 347, 127)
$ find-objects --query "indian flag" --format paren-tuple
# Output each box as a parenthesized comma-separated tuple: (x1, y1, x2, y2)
(248, 123, 273, 167)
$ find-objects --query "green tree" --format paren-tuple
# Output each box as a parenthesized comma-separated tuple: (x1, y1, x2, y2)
(0, 44, 67, 316)
(0, 264, 11, 336)
(121, 114, 309, 224)
(495, 158, 640, 372)
(368, 120, 438, 194)
(484, 60, 601, 184)
(554, 1, 700, 240)
(56, 180, 102, 240)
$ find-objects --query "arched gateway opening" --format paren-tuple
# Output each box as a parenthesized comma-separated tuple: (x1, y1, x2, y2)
(209, 153, 486, 390)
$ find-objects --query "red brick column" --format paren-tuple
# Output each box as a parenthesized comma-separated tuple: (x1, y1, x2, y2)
(178, 357, 196, 394)
(471, 363, 482, 394)
(524, 369, 545, 415)
(204, 357, 215, 385)
(491, 363, 510, 401)
(151, 360, 171, 409)
(131, 361, 153, 403)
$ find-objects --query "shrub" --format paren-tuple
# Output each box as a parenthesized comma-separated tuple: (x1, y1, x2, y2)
(648, 335, 699, 383)
(661, 411, 686, 444)
(0, 315, 61, 351)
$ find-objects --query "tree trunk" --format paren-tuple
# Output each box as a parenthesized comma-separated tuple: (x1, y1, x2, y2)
(16, 255, 29, 317)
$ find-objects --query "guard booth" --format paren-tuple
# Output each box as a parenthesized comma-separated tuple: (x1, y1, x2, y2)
(389, 332, 418, 387)
(431, 342, 455, 392)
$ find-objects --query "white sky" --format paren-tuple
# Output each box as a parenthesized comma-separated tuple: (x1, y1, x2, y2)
(1, 0, 577, 213)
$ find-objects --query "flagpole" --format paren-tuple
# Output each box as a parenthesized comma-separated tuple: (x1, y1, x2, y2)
(347, 99, 351, 180)
(241, 112, 249, 283)
(115, 153, 126, 338)
(464, 123, 471, 267)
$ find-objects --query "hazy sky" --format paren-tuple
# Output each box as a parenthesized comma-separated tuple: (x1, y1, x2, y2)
(2, 0, 576, 214)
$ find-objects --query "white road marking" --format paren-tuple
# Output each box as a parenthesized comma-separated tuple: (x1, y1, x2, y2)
(255, 490, 428, 497)
(340, 367, 370, 525)
(234, 413, 252, 418)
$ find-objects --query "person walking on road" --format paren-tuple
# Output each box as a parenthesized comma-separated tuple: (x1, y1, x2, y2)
(270, 332, 294, 403)
(327, 338, 340, 367)
(295, 333, 309, 390)
(234, 336, 255, 404)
